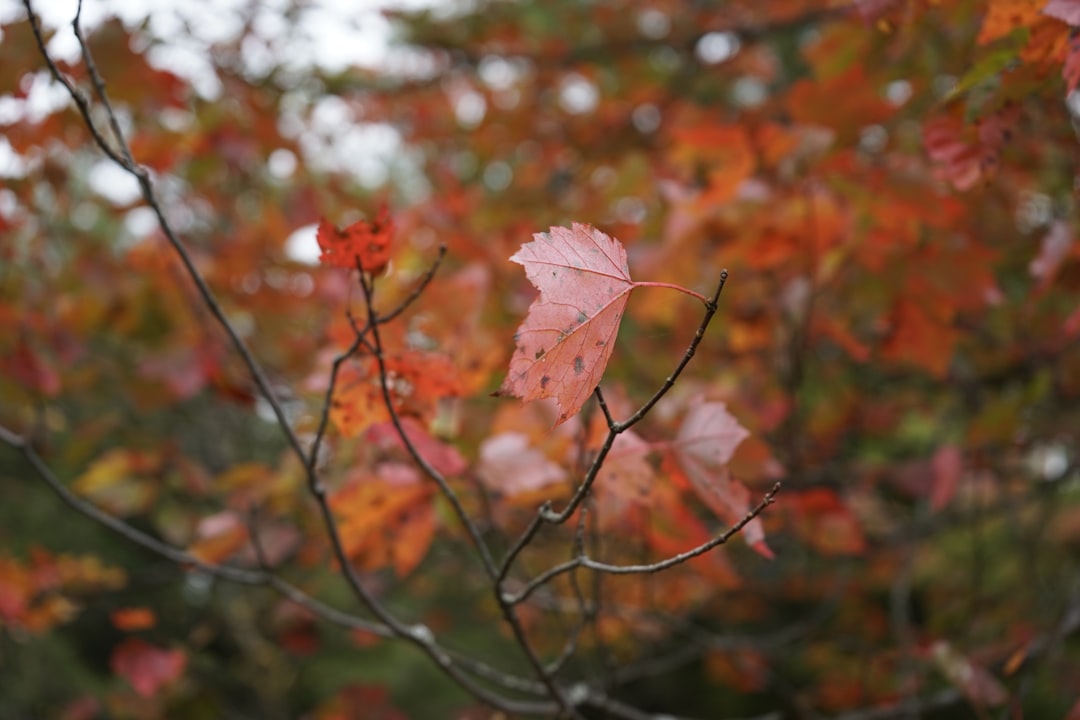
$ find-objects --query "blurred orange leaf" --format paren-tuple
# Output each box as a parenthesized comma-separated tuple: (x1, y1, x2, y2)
(110, 606, 157, 631)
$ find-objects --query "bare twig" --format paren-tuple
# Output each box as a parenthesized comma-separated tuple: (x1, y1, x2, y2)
(507, 482, 780, 606)
(19, 4, 561, 714)
(357, 272, 496, 575)
(496, 269, 732, 634)
(0, 423, 564, 708)
(376, 244, 447, 325)
(542, 269, 729, 526)
(307, 333, 366, 472)
(357, 272, 580, 717)
(0, 423, 260, 585)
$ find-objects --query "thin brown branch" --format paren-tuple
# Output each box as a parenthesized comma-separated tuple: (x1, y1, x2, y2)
(538, 270, 729, 527)
(307, 333, 365, 473)
(1, 423, 260, 584)
(615, 269, 728, 433)
(1, 422, 560, 704)
(356, 273, 579, 717)
(72, 0, 135, 168)
(19, 5, 560, 714)
(375, 243, 447, 324)
(357, 272, 496, 576)
(507, 482, 780, 605)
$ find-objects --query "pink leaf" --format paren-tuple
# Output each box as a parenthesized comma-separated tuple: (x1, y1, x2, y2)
(595, 429, 657, 514)
(673, 401, 772, 557)
(676, 401, 751, 468)
(1044, 0, 1080, 26)
(930, 445, 963, 512)
(1064, 303, 1080, 337)
(498, 224, 635, 425)
(1029, 220, 1073, 285)
(1064, 36, 1080, 92)
(930, 640, 1008, 707)
(477, 432, 566, 495)
(110, 639, 186, 698)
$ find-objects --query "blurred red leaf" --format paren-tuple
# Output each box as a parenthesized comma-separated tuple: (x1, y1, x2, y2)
(366, 418, 467, 476)
(930, 445, 964, 512)
(110, 638, 186, 698)
(3, 337, 60, 397)
(314, 684, 408, 720)
(317, 205, 394, 273)
(188, 511, 249, 564)
(331, 351, 461, 437)
(788, 488, 868, 556)
(881, 298, 958, 377)
(593, 429, 657, 521)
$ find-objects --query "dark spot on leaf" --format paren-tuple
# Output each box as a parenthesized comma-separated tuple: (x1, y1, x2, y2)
(534, 348, 546, 360)
(541, 375, 551, 389)
(595, 339, 605, 347)
(576, 310, 588, 323)
(574, 355, 585, 374)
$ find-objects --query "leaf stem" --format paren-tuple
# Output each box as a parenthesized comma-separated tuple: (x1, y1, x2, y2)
(631, 281, 710, 305)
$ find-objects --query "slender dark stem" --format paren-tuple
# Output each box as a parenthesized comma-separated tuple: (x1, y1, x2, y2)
(544, 271, 729, 527)
(0, 424, 261, 584)
(376, 244, 447, 325)
(497, 270, 731, 596)
(545, 506, 592, 676)
(356, 273, 580, 716)
(614, 269, 728, 433)
(72, 0, 135, 168)
(24, 0, 309, 476)
(595, 386, 616, 428)
(583, 481, 779, 573)
(307, 333, 365, 472)
(19, 5, 562, 715)
(357, 273, 496, 576)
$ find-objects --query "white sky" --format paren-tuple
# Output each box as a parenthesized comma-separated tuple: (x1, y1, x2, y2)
(0, 0, 436, 74)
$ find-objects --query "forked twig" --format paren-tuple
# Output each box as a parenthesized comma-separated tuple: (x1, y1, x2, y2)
(356, 272, 582, 718)
(18, 3, 564, 715)
(506, 482, 780, 605)
(498, 270, 731, 581)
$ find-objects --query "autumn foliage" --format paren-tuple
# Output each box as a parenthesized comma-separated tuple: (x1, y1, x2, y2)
(3, 0, 1080, 718)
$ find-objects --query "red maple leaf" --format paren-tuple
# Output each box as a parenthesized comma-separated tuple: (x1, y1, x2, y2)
(497, 224, 635, 425)
(316, 205, 394, 273)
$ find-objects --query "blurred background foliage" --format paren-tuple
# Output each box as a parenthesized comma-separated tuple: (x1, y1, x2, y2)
(2, 0, 1080, 717)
